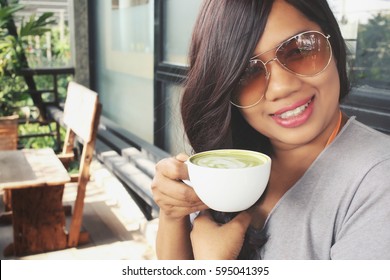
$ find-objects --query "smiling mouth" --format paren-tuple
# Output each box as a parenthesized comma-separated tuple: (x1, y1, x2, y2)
(272, 97, 314, 119)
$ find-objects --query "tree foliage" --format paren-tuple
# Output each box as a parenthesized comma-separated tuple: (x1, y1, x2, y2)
(0, 2, 57, 116)
(352, 13, 390, 88)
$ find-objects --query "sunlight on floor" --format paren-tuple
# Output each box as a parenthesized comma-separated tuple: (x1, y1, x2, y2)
(17, 239, 156, 260)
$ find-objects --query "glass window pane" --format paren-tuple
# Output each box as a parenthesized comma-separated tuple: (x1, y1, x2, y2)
(329, 0, 390, 89)
(93, 0, 155, 142)
(111, 0, 153, 53)
(162, 84, 192, 155)
(163, 0, 203, 66)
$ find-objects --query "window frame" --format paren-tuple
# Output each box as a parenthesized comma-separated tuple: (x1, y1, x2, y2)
(153, 0, 188, 150)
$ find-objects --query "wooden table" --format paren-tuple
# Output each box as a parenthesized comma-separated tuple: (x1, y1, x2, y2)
(0, 148, 71, 256)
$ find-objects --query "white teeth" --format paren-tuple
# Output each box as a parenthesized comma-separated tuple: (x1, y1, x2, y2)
(278, 100, 311, 119)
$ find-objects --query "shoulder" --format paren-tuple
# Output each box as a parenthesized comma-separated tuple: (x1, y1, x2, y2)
(332, 118, 390, 222)
(329, 120, 390, 259)
(342, 118, 390, 145)
(320, 118, 390, 201)
(332, 118, 390, 162)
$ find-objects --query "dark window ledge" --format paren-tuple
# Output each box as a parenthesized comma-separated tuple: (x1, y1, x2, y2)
(341, 86, 390, 134)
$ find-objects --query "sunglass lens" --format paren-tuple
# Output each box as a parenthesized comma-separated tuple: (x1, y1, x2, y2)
(232, 60, 267, 107)
(277, 32, 331, 75)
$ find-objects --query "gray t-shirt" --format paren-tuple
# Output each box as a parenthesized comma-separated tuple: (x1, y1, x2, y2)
(258, 118, 390, 259)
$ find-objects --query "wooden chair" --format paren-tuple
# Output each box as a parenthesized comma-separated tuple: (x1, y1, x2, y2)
(60, 81, 102, 248)
(1, 81, 101, 256)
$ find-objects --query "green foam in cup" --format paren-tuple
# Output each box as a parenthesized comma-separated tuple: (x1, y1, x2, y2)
(190, 150, 265, 169)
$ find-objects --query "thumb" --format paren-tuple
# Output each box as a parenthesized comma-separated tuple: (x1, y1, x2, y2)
(175, 153, 189, 162)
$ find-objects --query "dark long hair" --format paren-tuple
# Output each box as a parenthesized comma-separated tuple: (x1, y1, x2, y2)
(181, 0, 350, 259)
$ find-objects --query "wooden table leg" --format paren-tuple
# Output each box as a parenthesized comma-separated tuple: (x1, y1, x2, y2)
(1, 190, 13, 225)
(3, 189, 12, 211)
(9, 185, 67, 256)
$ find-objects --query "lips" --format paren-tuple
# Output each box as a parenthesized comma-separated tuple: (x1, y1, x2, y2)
(271, 96, 315, 128)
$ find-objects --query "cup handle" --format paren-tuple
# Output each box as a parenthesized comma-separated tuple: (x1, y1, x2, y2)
(182, 179, 193, 187)
(182, 160, 193, 187)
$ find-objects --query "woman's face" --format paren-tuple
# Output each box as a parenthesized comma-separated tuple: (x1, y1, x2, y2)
(239, 0, 341, 151)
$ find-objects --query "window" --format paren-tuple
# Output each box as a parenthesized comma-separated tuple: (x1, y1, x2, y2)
(162, 0, 202, 65)
(154, 0, 202, 153)
(330, 0, 390, 133)
(91, 0, 155, 142)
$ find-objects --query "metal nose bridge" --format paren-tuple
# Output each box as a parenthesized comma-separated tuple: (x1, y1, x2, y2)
(263, 57, 278, 79)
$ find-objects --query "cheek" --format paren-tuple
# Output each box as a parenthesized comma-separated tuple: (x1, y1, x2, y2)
(238, 105, 272, 137)
(317, 60, 340, 103)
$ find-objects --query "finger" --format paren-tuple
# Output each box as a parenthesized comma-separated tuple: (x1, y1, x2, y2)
(175, 153, 189, 162)
(153, 186, 206, 208)
(160, 203, 209, 219)
(155, 155, 189, 181)
(152, 174, 201, 204)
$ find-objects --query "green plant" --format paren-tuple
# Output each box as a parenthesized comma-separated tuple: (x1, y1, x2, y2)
(0, 3, 22, 116)
(0, 1, 55, 116)
(0, 74, 28, 116)
(0, 4, 22, 71)
(18, 121, 66, 150)
(351, 13, 390, 88)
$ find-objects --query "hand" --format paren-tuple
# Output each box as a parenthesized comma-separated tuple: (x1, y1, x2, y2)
(151, 153, 208, 220)
(190, 210, 252, 260)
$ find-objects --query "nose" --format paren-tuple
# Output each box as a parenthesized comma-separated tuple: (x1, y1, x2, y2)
(263, 59, 302, 101)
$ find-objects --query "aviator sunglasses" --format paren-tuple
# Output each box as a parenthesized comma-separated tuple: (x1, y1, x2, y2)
(230, 30, 332, 109)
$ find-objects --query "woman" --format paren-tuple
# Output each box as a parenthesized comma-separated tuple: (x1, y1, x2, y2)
(151, 0, 390, 259)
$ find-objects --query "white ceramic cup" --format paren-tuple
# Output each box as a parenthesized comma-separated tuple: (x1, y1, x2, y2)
(185, 149, 271, 212)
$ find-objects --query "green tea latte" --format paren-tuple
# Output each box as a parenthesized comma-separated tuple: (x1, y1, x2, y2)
(190, 150, 265, 169)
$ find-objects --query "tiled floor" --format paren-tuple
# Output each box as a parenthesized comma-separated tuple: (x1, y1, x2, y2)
(0, 159, 158, 260)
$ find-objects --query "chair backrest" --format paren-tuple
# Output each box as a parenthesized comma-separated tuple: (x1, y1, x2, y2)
(63, 81, 99, 143)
